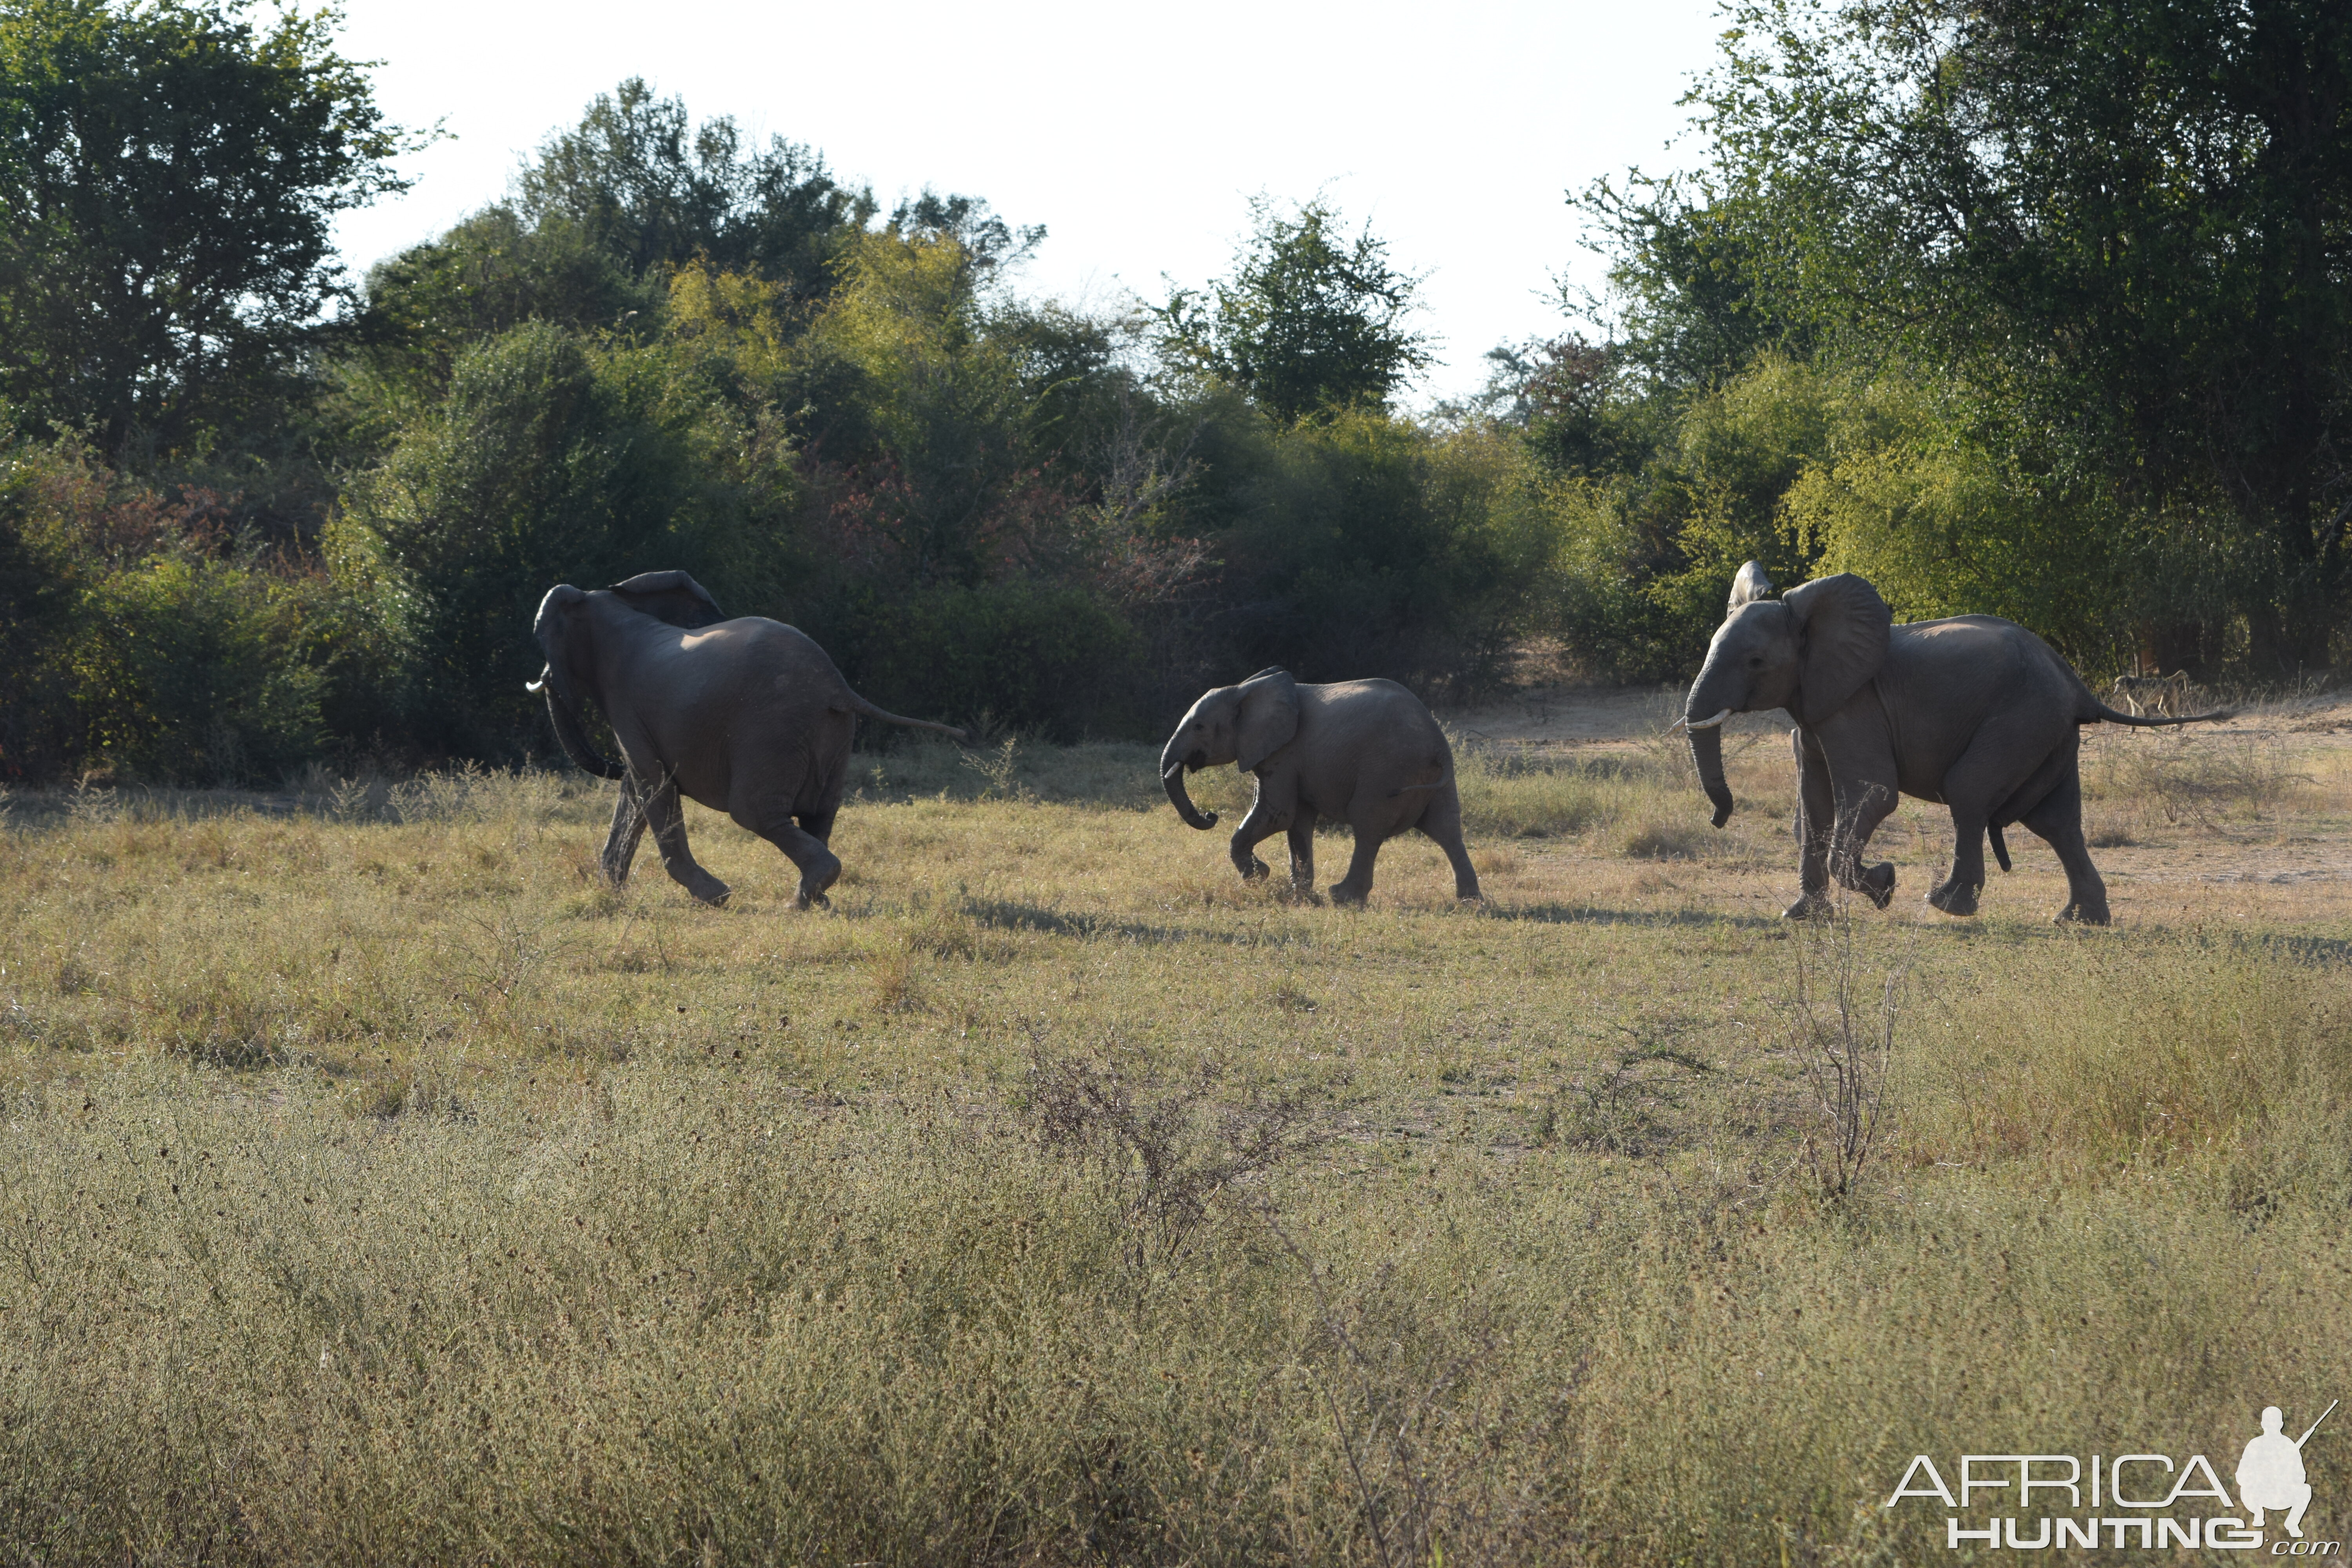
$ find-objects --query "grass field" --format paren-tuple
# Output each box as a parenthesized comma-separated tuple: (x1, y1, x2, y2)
(2, 693, 2348, 1565)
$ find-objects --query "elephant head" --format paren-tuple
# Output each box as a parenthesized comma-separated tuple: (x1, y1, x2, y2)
(1682, 563, 1891, 827)
(1159, 667, 1299, 830)
(529, 584, 628, 780)
(530, 573, 729, 780)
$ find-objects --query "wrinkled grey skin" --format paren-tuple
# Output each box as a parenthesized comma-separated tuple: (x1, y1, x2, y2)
(1683, 562, 2229, 924)
(1160, 668, 1480, 906)
(532, 571, 966, 910)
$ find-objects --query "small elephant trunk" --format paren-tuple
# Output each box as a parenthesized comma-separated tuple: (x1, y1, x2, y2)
(1688, 722, 1735, 829)
(1160, 745, 1218, 831)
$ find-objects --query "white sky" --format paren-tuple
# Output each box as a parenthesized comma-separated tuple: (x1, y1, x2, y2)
(328, 0, 1726, 407)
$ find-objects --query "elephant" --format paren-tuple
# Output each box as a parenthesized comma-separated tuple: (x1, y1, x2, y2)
(1160, 667, 1480, 906)
(530, 571, 966, 909)
(1681, 561, 2228, 924)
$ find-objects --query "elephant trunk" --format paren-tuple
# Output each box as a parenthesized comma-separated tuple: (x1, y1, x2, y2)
(538, 668, 628, 781)
(1688, 719, 1734, 829)
(1160, 741, 1217, 830)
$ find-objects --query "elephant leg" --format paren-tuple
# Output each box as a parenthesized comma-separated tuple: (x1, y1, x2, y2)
(1329, 832, 1385, 906)
(734, 802, 841, 910)
(1929, 731, 2063, 917)
(2019, 768, 2108, 925)
(1229, 794, 1288, 883)
(642, 779, 731, 907)
(1788, 728, 1835, 918)
(1329, 804, 1396, 907)
(1928, 809, 1988, 916)
(1415, 790, 1482, 902)
(600, 776, 650, 887)
(1828, 776, 1899, 909)
(1285, 808, 1318, 891)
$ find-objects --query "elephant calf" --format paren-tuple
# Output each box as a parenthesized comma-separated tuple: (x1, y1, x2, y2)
(1682, 561, 2229, 924)
(1161, 668, 1480, 906)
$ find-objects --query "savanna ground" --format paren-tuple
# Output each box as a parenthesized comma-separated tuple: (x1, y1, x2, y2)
(2, 686, 2348, 1566)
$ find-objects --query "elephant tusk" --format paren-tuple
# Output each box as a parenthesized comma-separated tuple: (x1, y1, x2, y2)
(1683, 708, 1733, 731)
(526, 664, 551, 695)
(1162, 761, 1185, 780)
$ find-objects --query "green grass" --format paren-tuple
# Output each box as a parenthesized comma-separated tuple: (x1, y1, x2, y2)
(0, 729, 2347, 1564)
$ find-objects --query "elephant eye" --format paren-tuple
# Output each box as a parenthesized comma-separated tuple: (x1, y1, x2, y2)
(1747, 656, 1764, 668)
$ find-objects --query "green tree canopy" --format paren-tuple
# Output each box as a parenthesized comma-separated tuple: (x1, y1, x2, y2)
(0, 0, 421, 455)
(515, 77, 873, 299)
(1156, 196, 1435, 424)
(1644, 0, 2352, 668)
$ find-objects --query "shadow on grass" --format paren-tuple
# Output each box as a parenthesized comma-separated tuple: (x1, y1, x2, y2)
(960, 897, 1322, 949)
(1482, 901, 1782, 931)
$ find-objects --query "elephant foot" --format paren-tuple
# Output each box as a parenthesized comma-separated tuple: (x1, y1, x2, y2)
(1784, 890, 1832, 920)
(679, 873, 731, 908)
(793, 853, 842, 912)
(1859, 862, 1895, 909)
(2054, 899, 2110, 926)
(1455, 888, 1485, 904)
(1236, 857, 1271, 883)
(1926, 880, 1979, 917)
(1327, 882, 1370, 907)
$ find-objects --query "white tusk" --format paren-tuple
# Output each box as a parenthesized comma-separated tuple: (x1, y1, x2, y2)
(1683, 708, 1733, 730)
(525, 678, 547, 694)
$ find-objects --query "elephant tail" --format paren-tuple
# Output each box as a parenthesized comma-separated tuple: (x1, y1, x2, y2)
(1989, 822, 2012, 873)
(837, 689, 970, 744)
(2086, 700, 2233, 728)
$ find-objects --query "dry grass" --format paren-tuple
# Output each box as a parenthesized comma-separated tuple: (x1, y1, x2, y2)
(0, 716, 2348, 1564)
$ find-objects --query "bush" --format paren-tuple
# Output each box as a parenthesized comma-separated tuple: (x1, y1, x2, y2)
(67, 555, 327, 782)
(844, 579, 1147, 738)
(1209, 410, 1541, 698)
(0, 435, 337, 783)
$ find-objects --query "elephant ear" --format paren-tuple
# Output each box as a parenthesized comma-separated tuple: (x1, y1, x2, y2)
(1234, 668, 1300, 774)
(1728, 560, 1775, 612)
(1783, 573, 1892, 725)
(610, 570, 726, 630)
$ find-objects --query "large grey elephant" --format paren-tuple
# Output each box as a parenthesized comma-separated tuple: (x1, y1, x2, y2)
(1682, 561, 2227, 924)
(1160, 668, 1480, 905)
(531, 571, 965, 909)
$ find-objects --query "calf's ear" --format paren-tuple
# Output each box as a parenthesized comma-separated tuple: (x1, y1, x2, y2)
(1234, 668, 1300, 773)
(1782, 573, 1891, 725)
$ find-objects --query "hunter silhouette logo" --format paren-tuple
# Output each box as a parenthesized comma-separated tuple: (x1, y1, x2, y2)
(2243, 1401, 2335, 1539)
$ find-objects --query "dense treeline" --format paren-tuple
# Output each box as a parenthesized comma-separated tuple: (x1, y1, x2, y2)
(2, 0, 2347, 783)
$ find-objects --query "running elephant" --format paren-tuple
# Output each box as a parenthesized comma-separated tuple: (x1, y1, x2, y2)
(1681, 561, 2229, 924)
(1160, 668, 1480, 905)
(530, 572, 966, 909)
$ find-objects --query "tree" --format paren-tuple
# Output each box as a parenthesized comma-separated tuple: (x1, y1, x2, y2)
(1156, 196, 1435, 424)
(0, 0, 421, 456)
(1679, 0, 2352, 670)
(515, 77, 872, 301)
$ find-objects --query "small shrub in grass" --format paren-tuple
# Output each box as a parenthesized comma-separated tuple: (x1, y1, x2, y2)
(1617, 816, 1708, 859)
(1027, 1051, 1331, 1277)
